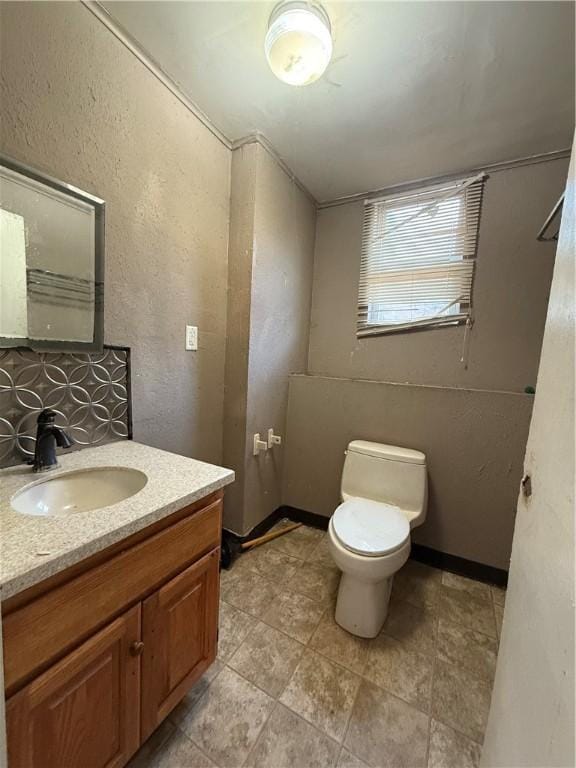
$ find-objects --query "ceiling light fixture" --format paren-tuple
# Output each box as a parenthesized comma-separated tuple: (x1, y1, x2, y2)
(265, 1, 333, 87)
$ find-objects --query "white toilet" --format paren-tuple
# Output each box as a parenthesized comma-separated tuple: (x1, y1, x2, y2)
(328, 440, 428, 638)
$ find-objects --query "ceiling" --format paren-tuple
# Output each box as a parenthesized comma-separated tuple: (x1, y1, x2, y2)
(101, 1, 575, 202)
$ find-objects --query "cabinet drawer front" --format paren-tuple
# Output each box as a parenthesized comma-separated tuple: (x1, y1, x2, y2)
(141, 548, 220, 740)
(6, 605, 141, 768)
(3, 498, 221, 694)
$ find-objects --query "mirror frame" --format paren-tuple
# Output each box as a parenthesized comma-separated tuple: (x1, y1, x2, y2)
(0, 154, 105, 352)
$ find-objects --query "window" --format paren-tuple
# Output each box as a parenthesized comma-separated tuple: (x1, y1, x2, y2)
(357, 173, 486, 337)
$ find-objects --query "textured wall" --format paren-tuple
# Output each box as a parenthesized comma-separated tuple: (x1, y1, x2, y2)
(223, 143, 316, 534)
(282, 158, 567, 567)
(283, 374, 533, 569)
(308, 159, 568, 390)
(223, 144, 257, 532)
(0, 1, 231, 464)
(243, 145, 316, 533)
(481, 146, 575, 767)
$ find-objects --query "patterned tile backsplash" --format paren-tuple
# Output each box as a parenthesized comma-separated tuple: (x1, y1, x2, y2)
(0, 346, 131, 467)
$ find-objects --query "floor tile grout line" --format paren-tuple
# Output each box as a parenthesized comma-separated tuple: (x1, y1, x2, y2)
(433, 649, 497, 688)
(231, 532, 332, 571)
(342, 675, 437, 767)
(136, 719, 178, 765)
(431, 613, 487, 747)
(272, 697, 343, 751)
(229, 550, 302, 581)
(175, 664, 279, 768)
(307, 639, 368, 678)
(170, 669, 229, 766)
(217, 534, 494, 761)
(240, 698, 343, 768)
(221, 560, 337, 621)
(429, 712, 485, 748)
(424, 614, 440, 767)
(437, 614, 500, 644)
(225, 625, 307, 702)
(148, 546, 495, 766)
(239, 587, 330, 644)
(221, 655, 286, 702)
(222, 601, 313, 651)
(175, 725, 221, 768)
(285, 695, 344, 752)
(360, 658, 435, 716)
(338, 668, 364, 753)
(317, 584, 494, 687)
(306, 590, 496, 682)
(225, 561, 496, 650)
(434, 586, 500, 641)
(238, 698, 281, 768)
(490, 584, 503, 643)
(222, 609, 264, 667)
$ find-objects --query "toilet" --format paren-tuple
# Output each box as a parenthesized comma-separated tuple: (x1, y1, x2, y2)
(328, 440, 428, 638)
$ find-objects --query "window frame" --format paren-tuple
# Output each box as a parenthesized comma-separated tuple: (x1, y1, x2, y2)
(356, 173, 486, 338)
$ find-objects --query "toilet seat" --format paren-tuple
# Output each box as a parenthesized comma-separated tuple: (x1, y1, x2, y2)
(332, 497, 410, 557)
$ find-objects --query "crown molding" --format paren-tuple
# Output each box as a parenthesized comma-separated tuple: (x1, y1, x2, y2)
(82, 1, 319, 205)
(82, 2, 570, 213)
(232, 133, 318, 205)
(82, 1, 232, 149)
(317, 148, 572, 209)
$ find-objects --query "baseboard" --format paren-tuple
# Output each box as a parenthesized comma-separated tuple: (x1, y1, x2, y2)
(410, 543, 508, 587)
(246, 507, 287, 541)
(224, 505, 508, 587)
(277, 505, 508, 587)
(223, 507, 286, 545)
(276, 505, 329, 531)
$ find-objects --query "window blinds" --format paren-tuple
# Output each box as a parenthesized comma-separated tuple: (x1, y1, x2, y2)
(357, 173, 486, 337)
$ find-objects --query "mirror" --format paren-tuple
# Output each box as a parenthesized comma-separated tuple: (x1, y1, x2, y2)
(0, 156, 104, 351)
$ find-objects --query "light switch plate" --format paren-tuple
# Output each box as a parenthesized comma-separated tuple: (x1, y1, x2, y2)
(185, 325, 198, 351)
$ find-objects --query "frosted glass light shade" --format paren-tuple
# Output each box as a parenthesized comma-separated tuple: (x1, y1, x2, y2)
(265, 2, 332, 86)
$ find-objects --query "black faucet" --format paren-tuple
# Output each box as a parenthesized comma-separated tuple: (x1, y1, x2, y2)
(32, 409, 74, 472)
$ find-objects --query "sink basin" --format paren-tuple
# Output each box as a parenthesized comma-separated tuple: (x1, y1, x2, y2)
(11, 467, 148, 517)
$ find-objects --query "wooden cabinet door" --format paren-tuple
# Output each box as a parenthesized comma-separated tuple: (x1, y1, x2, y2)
(141, 547, 219, 740)
(6, 604, 141, 768)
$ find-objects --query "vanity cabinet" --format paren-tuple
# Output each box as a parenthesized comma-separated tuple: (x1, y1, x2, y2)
(141, 550, 219, 740)
(2, 490, 223, 768)
(6, 605, 141, 768)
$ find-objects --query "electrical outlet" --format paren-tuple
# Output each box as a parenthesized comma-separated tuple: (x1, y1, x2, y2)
(185, 325, 198, 351)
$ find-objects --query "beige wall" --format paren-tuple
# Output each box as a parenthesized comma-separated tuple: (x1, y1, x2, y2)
(224, 143, 316, 534)
(0, 1, 317, 537)
(281, 158, 568, 567)
(222, 145, 257, 532)
(283, 374, 533, 570)
(309, 160, 567, 390)
(481, 147, 575, 767)
(0, 1, 231, 464)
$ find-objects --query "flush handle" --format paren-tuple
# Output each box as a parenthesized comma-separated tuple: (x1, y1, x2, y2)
(521, 474, 532, 498)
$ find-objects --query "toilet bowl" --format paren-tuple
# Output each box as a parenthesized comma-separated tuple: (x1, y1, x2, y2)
(328, 441, 427, 638)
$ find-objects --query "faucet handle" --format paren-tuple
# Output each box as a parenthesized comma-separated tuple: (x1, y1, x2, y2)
(37, 408, 57, 425)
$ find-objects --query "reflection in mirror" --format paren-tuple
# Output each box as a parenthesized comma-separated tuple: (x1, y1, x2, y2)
(0, 157, 104, 350)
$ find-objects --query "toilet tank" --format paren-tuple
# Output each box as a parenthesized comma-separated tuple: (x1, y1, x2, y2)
(341, 440, 428, 528)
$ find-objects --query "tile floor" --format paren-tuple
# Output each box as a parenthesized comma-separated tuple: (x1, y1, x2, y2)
(129, 523, 506, 768)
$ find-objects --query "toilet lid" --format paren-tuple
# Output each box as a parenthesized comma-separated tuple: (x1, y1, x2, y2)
(332, 498, 410, 557)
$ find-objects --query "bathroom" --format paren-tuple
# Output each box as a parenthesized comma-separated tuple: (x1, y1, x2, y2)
(0, 1, 574, 766)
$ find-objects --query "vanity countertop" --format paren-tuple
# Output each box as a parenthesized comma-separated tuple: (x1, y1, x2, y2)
(0, 441, 234, 601)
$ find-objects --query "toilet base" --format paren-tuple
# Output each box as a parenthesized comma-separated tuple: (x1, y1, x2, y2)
(334, 573, 393, 638)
